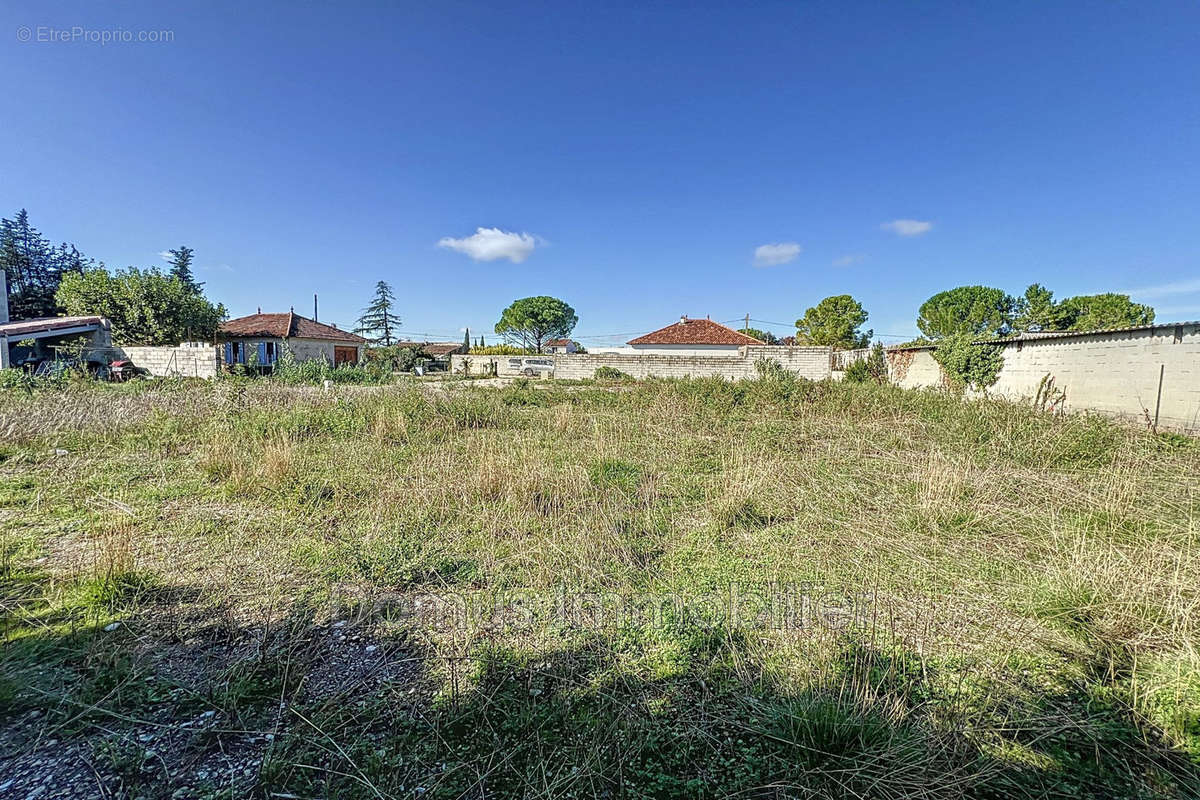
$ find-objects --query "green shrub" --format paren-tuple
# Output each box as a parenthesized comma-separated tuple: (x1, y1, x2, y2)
(594, 366, 634, 382)
(932, 334, 1004, 391)
(470, 344, 530, 355)
(843, 358, 871, 383)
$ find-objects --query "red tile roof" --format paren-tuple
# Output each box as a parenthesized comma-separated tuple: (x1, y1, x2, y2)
(393, 341, 465, 357)
(628, 317, 763, 346)
(218, 312, 367, 343)
(545, 338, 573, 347)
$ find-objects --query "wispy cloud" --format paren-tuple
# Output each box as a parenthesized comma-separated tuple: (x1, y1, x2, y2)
(753, 242, 802, 267)
(1122, 277, 1200, 300)
(880, 219, 933, 237)
(832, 253, 865, 267)
(158, 250, 173, 262)
(438, 227, 539, 263)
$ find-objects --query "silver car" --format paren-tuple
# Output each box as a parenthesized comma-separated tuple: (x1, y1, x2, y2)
(509, 357, 554, 377)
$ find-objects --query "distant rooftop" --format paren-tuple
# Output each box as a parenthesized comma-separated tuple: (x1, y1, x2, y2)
(628, 316, 763, 346)
(219, 311, 367, 343)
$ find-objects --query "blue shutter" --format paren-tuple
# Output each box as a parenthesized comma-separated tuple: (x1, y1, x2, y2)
(257, 342, 267, 365)
(224, 342, 233, 365)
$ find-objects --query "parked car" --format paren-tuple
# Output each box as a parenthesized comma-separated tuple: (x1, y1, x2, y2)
(508, 357, 555, 377)
(109, 359, 150, 382)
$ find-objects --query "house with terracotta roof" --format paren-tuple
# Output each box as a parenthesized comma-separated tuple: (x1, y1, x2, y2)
(217, 310, 367, 368)
(594, 316, 764, 356)
(544, 338, 579, 354)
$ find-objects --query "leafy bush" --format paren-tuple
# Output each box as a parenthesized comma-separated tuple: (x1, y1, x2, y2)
(364, 344, 426, 372)
(470, 344, 530, 355)
(932, 334, 1004, 392)
(843, 343, 888, 384)
(843, 358, 871, 384)
(594, 366, 634, 382)
(753, 358, 789, 380)
(271, 345, 394, 385)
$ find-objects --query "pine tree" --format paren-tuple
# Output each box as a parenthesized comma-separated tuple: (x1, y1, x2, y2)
(167, 246, 202, 294)
(0, 209, 88, 319)
(463, 328, 470, 351)
(354, 281, 402, 345)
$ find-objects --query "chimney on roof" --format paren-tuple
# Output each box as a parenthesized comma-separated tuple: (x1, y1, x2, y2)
(257, 306, 261, 314)
(290, 306, 294, 313)
(680, 315, 688, 324)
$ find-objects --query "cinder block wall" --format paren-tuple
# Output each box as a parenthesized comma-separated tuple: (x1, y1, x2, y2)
(886, 348, 944, 390)
(451, 345, 832, 381)
(886, 324, 1200, 433)
(991, 324, 1200, 430)
(120, 345, 221, 378)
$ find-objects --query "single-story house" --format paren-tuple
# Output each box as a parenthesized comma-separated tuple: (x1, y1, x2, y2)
(544, 338, 579, 354)
(393, 341, 467, 359)
(217, 310, 367, 368)
(0, 315, 113, 370)
(593, 316, 763, 356)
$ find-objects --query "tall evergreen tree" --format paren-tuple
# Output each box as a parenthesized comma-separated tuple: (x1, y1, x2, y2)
(0, 209, 90, 319)
(166, 246, 202, 294)
(354, 281, 402, 345)
(463, 328, 470, 351)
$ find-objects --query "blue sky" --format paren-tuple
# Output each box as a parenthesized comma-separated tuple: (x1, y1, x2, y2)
(2, 1, 1198, 345)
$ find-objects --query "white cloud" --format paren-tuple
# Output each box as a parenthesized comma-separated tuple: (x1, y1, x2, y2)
(880, 219, 933, 237)
(753, 242, 802, 266)
(158, 250, 173, 262)
(438, 227, 539, 263)
(832, 253, 865, 267)
(1122, 277, 1200, 300)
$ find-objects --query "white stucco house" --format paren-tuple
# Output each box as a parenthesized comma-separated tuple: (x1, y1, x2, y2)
(217, 310, 367, 368)
(592, 316, 763, 356)
(544, 338, 580, 354)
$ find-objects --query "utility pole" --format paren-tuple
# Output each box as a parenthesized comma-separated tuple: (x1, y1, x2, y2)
(744, 313, 750, 333)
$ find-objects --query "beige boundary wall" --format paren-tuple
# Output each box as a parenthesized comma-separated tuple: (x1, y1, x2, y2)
(887, 322, 1200, 432)
(120, 344, 222, 379)
(452, 345, 832, 381)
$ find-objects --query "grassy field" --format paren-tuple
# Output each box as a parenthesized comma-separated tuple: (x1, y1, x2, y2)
(2, 374, 1199, 798)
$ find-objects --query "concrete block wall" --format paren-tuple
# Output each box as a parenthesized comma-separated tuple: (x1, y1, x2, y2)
(120, 344, 221, 379)
(887, 348, 944, 390)
(990, 324, 1200, 431)
(886, 323, 1200, 433)
(451, 345, 832, 381)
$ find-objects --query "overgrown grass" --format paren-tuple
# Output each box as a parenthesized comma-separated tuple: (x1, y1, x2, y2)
(1, 375, 1198, 797)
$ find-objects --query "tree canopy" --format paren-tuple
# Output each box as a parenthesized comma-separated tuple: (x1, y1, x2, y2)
(1058, 293, 1154, 331)
(1, 209, 92, 319)
(1012, 283, 1068, 332)
(1011, 284, 1153, 333)
(354, 281, 403, 346)
(56, 267, 226, 345)
(739, 327, 778, 344)
(494, 296, 578, 353)
(917, 286, 1015, 339)
(795, 294, 872, 349)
